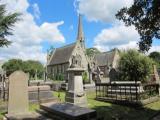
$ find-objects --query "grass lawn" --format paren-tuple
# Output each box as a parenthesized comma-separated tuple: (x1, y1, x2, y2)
(53, 91, 160, 120)
(0, 91, 160, 120)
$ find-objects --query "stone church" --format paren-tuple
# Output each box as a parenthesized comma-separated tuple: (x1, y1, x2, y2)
(47, 15, 120, 83)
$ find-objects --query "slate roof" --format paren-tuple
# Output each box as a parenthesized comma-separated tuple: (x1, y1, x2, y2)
(94, 49, 116, 66)
(48, 43, 76, 65)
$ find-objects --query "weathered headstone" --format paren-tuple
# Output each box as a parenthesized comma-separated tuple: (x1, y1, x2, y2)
(7, 71, 29, 116)
(109, 68, 117, 82)
(65, 55, 87, 107)
(5, 71, 42, 119)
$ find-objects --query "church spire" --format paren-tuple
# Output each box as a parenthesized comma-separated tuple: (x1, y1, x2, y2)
(77, 14, 85, 49)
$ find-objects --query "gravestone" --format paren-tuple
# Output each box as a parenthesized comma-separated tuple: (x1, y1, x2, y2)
(65, 55, 87, 107)
(7, 71, 29, 116)
(109, 68, 117, 82)
(5, 71, 41, 119)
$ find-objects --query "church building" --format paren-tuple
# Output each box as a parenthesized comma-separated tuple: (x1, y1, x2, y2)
(47, 15, 89, 81)
(47, 15, 120, 83)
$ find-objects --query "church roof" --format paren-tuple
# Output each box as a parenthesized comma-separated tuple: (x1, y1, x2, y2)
(94, 49, 117, 67)
(48, 43, 76, 65)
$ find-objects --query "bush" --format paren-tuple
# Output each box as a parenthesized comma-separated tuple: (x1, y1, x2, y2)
(118, 49, 154, 83)
(82, 71, 89, 83)
(54, 73, 64, 81)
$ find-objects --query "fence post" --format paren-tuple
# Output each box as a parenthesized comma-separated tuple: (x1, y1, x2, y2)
(136, 83, 138, 101)
(37, 82, 40, 104)
(96, 83, 97, 99)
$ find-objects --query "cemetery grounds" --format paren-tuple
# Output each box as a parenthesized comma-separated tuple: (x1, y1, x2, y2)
(1, 91, 160, 120)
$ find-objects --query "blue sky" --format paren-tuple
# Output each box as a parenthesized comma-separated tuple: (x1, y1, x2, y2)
(28, 0, 109, 50)
(0, 0, 159, 63)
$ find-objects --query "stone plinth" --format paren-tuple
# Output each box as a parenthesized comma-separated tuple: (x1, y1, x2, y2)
(65, 67, 87, 107)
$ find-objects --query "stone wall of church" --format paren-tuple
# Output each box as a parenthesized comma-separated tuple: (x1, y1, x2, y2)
(47, 63, 69, 80)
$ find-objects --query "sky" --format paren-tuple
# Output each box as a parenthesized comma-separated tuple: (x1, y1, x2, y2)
(0, 0, 160, 64)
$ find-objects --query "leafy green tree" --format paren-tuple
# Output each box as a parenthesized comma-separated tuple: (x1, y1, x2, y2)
(86, 48, 100, 57)
(2, 59, 44, 79)
(149, 51, 160, 68)
(24, 60, 44, 79)
(116, 0, 160, 52)
(118, 49, 154, 82)
(0, 4, 20, 47)
(82, 71, 89, 83)
(2, 59, 24, 76)
(47, 45, 55, 57)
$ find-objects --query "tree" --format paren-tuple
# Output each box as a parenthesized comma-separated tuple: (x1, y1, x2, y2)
(2, 59, 44, 79)
(118, 49, 154, 82)
(86, 48, 101, 57)
(2, 59, 24, 76)
(23, 60, 44, 79)
(47, 45, 55, 56)
(149, 51, 160, 68)
(116, 0, 160, 52)
(0, 4, 20, 47)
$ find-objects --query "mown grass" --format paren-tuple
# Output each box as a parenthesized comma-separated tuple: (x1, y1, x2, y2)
(0, 91, 160, 120)
(53, 91, 160, 120)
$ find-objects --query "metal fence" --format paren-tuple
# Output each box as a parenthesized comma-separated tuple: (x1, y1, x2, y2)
(96, 82, 159, 105)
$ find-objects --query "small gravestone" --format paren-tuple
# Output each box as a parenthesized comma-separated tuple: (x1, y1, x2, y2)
(5, 71, 40, 119)
(109, 68, 117, 82)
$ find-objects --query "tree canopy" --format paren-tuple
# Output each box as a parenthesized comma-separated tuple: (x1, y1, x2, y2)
(118, 49, 154, 82)
(86, 48, 101, 57)
(149, 51, 160, 69)
(2, 59, 44, 79)
(0, 4, 20, 47)
(116, 0, 160, 52)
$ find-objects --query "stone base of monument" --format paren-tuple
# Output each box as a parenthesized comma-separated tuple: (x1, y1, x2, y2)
(65, 91, 87, 107)
(4, 112, 43, 120)
(39, 102, 97, 120)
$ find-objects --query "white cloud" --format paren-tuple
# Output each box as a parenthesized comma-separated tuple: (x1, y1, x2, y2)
(149, 45, 160, 53)
(75, 0, 141, 51)
(76, 0, 133, 23)
(0, 0, 65, 64)
(94, 24, 139, 51)
(32, 3, 41, 19)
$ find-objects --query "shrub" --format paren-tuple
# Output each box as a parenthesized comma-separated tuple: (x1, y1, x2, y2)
(118, 49, 154, 83)
(82, 71, 89, 83)
(54, 73, 64, 81)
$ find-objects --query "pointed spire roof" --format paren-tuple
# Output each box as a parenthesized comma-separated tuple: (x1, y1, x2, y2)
(77, 14, 84, 41)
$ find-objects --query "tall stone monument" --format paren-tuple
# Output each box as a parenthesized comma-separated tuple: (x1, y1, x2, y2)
(65, 55, 87, 107)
